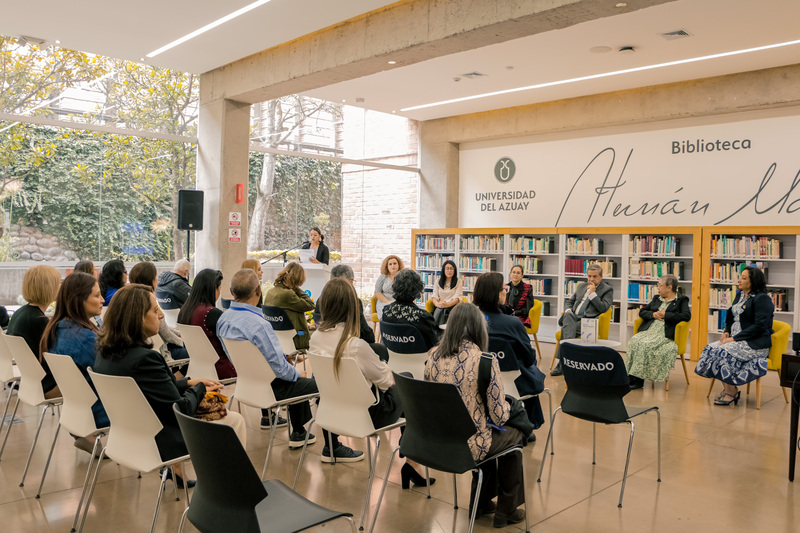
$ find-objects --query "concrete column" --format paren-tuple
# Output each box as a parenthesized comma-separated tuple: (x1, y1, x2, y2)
(196, 96, 251, 297)
(419, 139, 459, 228)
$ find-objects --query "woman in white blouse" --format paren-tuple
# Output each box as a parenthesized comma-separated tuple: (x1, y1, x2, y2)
(311, 277, 434, 489)
(430, 259, 463, 327)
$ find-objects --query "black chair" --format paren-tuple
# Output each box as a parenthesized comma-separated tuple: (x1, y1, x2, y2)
(172, 405, 355, 533)
(370, 373, 529, 533)
(262, 305, 305, 359)
(155, 289, 180, 310)
(487, 336, 553, 424)
(536, 342, 661, 508)
(379, 321, 429, 378)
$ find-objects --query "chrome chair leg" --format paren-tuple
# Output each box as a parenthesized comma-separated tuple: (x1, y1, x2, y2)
(425, 466, 431, 499)
(177, 506, 190, 533)
(656, 410, 662, 482)
(292, 414, 316, 490)
(0, 395, 21, 461)
(592, 423, 596, 465)
(358, 436, 379, 531)
(71, 435, 104, 533)
(618, 421, 636, 508)
(36, 421, 61, 497)
(368, 446, 400, 533)
(20, 404, 51, 487)
(537, 406, 561, 482)
(466, 468, 483, 533)
(452, 473, 458, 508)
(77, 447, 107, 533)
(261, 411, 278, 479)
(150, 467, 169, 533)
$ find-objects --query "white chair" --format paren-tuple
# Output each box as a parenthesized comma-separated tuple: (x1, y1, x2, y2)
(221, 338, 318, 479)
(162, 308, 180, 328)
(0, 332, 21, 455)
(43, 353, 109, 529)
(0, 335, 63, 490)
(80, 370, 190, 533)
(379, 322, 429, 379)
(177, 324, 236, 385)
(302, 352, 405, 530)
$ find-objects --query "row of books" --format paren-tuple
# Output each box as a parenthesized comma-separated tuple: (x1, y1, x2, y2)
(511, 256, 543, 274)
(463, 275, 479, 291)
(709, 287, 737, 308)
(708, 309, 728, 332)
(419, 272, 440, 288)
(628, 235, 681, 257)
(626, 307, 641, 324)
(710, 261, 768, 283)
(508, 236, 556, 254)
(459, 256, 497, 272)
(710, 235, 781, 259)
(416, 235, 455, 252)
(416, 255, 450, 270)
(629, 259, 685, 280)
(564, 259, 617, 277)
(529, 278, 552, 296)
(565, 236, 603, 255)
(768, 290, 790, 312)
(628, 283, 657, 302)
(460, 235, 504, 252)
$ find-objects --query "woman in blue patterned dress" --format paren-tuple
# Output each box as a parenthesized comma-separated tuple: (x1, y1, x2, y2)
(695, 266, 773, 406)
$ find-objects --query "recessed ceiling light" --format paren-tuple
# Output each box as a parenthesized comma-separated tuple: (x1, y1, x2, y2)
(140, 57, 146, 61)
(505, 66, 514, 70)
(616, 3, 628, 7)
(388, 60, 396, 65)
(401, 38, 800, 112)
(55, 40, 61, 44)
(147, 0, 274, 58)
(590, 46, 612, 54)
(342, 99, 346, 103)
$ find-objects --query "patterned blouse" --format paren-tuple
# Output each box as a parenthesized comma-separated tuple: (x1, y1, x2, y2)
(382, 300, 439, 350)
(425, 341, 510, 461)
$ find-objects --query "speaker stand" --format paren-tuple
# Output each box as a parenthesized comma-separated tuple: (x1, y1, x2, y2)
(186, 230, 192, 261)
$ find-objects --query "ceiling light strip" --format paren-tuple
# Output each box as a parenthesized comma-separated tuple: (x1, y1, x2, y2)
(147, 0, 273, 58)
(401, 38, 800, 112)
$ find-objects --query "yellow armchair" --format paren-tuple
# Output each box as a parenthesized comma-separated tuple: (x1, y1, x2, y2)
(632, 318, 690, 390)
(526, 300, 544, 366)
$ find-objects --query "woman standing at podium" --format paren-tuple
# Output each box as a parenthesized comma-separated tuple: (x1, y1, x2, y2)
(300, 227, 330, 265)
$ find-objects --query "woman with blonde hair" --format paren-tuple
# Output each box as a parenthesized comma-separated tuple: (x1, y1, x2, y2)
(7, 265, 62, 398)
(373, 255, 404, 320)
(241, 258, 263, 307)
(263, 262, 315, 350)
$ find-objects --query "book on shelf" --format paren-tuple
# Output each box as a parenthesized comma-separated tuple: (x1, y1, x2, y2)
(512, 256, 543, 274)
(416, 235, 455, 252)
(540, 300, 551, 316)
(708, 309, 728, 332)
(509, 236, 556, 254)
(767, 289, 789, 312)
(711, 235, 781, 259)
(460, 235, 504, 252)
(565, 236, 603, 255)
(629, 259, 684, 280)
(629, 235, 680, 257)
(564, 258, 617, 277)
(627, 307, 641, 325)
(459, 256, 497, 272)
(709, 286, 738, 308)
(529, 278, 552, 296)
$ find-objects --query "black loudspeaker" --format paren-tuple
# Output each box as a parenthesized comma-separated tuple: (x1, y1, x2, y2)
(793, 331, 800, 353)
(177, 190, 204, 230)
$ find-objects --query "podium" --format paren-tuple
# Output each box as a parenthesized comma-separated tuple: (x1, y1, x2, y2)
(301, 263, 331, 302)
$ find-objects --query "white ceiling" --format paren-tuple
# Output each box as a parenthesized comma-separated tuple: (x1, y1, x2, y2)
(1, 0, 799, 122)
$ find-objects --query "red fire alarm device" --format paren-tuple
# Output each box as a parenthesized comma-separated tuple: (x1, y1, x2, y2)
(235, 183, 244, 204)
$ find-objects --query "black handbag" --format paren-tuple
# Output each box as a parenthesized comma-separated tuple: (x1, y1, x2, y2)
(477, 353, 535, 442)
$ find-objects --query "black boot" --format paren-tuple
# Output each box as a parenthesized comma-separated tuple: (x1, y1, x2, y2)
(550, 359, 563, 377)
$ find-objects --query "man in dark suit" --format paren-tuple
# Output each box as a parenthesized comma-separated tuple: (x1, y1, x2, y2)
(551, 263, 614, 376)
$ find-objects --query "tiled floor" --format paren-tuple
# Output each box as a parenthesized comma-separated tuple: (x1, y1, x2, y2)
(1, 344, 799, 532)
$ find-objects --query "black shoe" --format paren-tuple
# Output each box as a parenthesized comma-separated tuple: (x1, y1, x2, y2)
(162, 468, 196, 489)
(288, 431, 316, 448)
(550, 361, 563, 377)
(321, 444, 364, 463)
(400, 462, 436, 489)
(527, 433, 536, 443)
(470, 500, 497, 519)
(260, 412, 288, 429)
(629, 377, 645, 390)
(493, 508, 525, 528)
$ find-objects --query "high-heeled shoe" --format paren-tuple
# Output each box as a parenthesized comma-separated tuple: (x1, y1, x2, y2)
(713, 390, 741, 406)
(400, 463, 436, 489)
(161, 468, 196, 489)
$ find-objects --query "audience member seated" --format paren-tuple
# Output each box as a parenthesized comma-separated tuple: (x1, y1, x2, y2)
(373, 255, 403, 320)
(695, 266, 773, 406)
(551, 263, 613, 376)
(300, 226, 330, 265)
(626, 274, 691, 389)
(129, 261, 188, 362)
(430, 259, 462, 328)
(240, 258, 264, 307)
(310, 277, 433, 487)
(505, 265, 534, 327)
(176, 269, 236, 380)
(473, 272, 545, 435)
(94, 284, 246, 487)
(40, 271, 108, 453)
(73, 260, 96, 277)
(7, 265, 62, 398)
(425, 303, 526, 528)
(382, 269, 438, 350)
(156, 258, 192, 309)
(263, 262, 315, 351)
(98, 259, 127, 306)
(313, 264, 385, 359)
(217, 269, 363, 462)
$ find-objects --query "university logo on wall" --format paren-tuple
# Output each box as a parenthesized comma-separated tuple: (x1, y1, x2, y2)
(494, 157, 516, 183)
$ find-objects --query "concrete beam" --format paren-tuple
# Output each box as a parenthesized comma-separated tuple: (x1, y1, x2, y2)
(200, 0, 676, 105)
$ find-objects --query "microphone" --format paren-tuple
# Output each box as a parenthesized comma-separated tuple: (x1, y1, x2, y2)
(302, 241, 310, 246)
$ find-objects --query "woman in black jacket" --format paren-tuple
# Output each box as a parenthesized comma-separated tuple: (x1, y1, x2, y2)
(695, 266, 774, 406)
(94, 284, 245, 486)
(625, 274, 691, 389)
(300, 227, 330, 265)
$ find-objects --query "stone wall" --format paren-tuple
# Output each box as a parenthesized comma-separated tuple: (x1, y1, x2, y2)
(8, 225, 79, 262)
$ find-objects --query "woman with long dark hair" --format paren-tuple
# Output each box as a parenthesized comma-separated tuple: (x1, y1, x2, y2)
(300, 227, 330, 265)
(176, 269, 235, 379)
(40, 271, 107, 452)
(429, 259, 462, 327)
(94, 284, 245, 486)
(425, 303, 525, 527)
(98, 259, 126, 306)
(695, 266, 774, 406)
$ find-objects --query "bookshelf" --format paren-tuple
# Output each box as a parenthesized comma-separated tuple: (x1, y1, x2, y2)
(414, 233, 456, 305)
(509, 233, 558, 319)
(459, 233, 505, 297)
